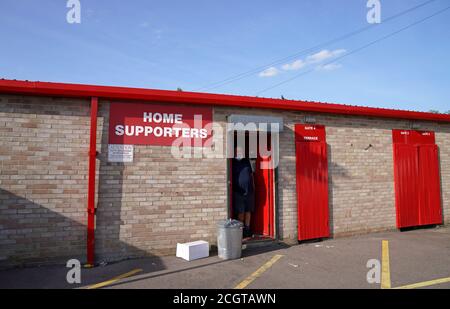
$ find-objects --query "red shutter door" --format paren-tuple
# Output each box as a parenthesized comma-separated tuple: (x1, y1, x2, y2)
(295, 125, 329, 241)
(417, 144, 442, 225)
(393, 144, 420, 228)
(392, 130, 442, 228)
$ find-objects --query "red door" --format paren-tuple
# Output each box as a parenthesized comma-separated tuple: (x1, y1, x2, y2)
(417, 144, 442, 225)
(295, 125, 330, 241)
(252, 155, 274, 237)
(393, 143, 420, 228)
(392, 130, 442, 228)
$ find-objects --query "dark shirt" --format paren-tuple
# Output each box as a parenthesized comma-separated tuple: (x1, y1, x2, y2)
(232, 158, 254, 196)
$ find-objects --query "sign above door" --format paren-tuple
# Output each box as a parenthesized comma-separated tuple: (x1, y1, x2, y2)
(109, 102, 213, 147)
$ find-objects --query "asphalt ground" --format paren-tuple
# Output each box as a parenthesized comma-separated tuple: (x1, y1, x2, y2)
(1, 226, 449, 289)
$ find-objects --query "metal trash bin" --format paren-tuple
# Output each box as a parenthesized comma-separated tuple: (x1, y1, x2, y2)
(217, 219, 243, 260)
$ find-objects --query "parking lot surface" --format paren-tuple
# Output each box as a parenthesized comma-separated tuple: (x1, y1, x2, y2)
(1, 226, 449, 289)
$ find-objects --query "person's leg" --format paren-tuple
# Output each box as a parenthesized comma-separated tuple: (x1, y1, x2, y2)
(238, 212, 250, 238)
(243, 212, 252, 238)
(234, 192, 245, 223)
(244, 212, 251, 228)
(243, 192, 255, 238)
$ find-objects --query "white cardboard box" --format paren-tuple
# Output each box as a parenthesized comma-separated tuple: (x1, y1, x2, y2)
(176, 240, 209, 261)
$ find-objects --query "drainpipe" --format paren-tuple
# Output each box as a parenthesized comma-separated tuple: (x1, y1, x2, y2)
(86, 97, 98, 267)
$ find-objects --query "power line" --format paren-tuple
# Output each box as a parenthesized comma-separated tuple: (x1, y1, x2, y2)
(255, 5, 450, 95)
(193, 0, 437, 92)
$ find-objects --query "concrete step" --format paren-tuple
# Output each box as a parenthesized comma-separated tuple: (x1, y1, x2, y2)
(242, 238, 278, 250)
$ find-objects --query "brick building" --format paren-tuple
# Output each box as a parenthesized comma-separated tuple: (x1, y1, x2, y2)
(0, 79, 449, 267)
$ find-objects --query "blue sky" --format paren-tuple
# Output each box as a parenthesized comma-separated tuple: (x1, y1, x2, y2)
(0, 0, 449, 112)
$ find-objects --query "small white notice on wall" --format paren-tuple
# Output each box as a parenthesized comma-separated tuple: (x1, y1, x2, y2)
(108, 144, 134, 162)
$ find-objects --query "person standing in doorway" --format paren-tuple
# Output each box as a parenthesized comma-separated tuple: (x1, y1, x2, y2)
(232, 145, 255, 238)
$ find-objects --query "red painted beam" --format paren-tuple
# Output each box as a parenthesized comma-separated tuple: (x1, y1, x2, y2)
(0, 79, 450, 123)
(87, 97, 98, 266)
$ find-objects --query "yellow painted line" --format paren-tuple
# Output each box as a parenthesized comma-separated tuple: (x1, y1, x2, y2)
(379, 239, 450, 289)
(86, 268, 143, 289)
(393, 276, 450, 289)
(381, 240, 391, 289)
(234, 254, 284, 289)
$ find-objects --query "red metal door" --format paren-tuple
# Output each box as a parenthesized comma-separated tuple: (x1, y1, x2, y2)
(252, 155, 274, 237)
(392, 130, 442, 228)
(393, 143, 420, 228)
(295, 125, 329, 241)
(417, 144, 442, 225)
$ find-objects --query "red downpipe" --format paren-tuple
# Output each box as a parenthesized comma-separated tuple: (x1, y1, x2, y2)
(87, 97, 98, 266)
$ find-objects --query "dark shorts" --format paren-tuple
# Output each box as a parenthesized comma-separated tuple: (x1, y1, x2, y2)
(233, 191, 255, 214)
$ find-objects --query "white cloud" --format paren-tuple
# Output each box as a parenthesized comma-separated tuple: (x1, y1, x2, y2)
(306, 49, 346, 64)
(259, 67, 280, 77)
(317, 63, 343, 71)
(140, 21, 150, 28)
(281, 59, 305, 71)
(258, 49, 345, 78)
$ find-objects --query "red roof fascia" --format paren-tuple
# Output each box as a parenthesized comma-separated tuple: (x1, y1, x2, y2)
(1, 79, 449, 123)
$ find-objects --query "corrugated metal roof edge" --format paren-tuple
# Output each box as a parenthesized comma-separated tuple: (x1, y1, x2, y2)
(1, 78, 449, 123)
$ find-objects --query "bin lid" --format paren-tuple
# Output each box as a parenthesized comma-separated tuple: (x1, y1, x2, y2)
(217, 219, 243, 228)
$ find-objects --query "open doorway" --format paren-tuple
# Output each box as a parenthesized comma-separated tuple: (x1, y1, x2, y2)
(228, 131, 275, 241)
